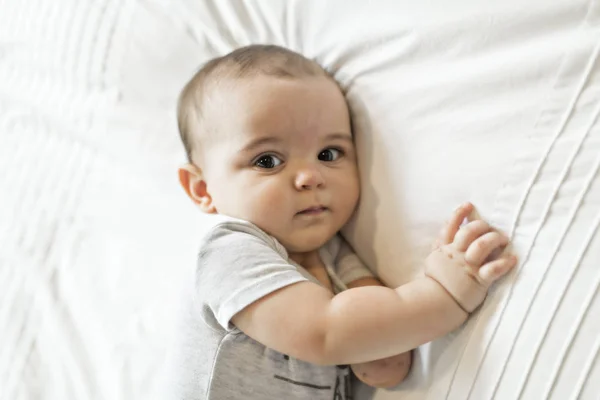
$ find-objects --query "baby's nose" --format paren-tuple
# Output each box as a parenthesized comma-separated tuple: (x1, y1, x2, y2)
(294, 167, 324, 190)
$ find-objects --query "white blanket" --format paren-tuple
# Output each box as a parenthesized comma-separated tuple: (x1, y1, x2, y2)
(1, 1, 599, 399)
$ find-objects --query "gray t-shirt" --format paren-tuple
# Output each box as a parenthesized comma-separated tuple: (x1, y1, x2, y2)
(163, 216, 374, 400)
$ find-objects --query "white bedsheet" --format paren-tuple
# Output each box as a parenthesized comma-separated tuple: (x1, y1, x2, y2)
(1, 1, 599, 399)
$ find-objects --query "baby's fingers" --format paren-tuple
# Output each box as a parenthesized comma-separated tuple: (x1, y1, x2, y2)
(453, 220, 492, 251)
(478, 255, 518, 286)
(465, 232, 509, 266)
(441, 203, 474, 245)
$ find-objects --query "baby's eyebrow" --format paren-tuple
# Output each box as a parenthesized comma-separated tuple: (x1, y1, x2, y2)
(240, 136, 282, 153)
(325, 133, 353, 143)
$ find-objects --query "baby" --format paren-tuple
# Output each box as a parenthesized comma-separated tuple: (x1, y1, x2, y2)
(165, 44, 517, 400)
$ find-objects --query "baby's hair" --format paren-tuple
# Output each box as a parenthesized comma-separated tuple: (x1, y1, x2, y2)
(177, 44, 330, 163)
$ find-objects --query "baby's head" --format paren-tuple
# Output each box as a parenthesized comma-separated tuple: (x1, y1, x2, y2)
(177, 45, 359, 253)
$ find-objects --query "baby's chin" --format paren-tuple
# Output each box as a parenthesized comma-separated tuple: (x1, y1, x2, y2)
(278, 228, 337, 254)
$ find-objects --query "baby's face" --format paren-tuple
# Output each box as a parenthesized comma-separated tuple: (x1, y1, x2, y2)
(200, 75, 359, 253)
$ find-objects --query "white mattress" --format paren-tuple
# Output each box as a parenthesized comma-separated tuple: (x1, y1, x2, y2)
(1, 1, 599, 399)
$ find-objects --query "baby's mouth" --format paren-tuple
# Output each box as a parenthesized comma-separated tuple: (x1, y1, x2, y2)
(297, 206, 328, 215)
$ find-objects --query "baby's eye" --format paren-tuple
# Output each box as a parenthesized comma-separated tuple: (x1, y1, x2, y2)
(318, 148, 342, 162)
(254, 154, 283, 169)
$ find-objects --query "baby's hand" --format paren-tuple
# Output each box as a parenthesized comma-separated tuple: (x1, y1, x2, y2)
(351, 351, 411, 389)
(425, 203, 517, 313)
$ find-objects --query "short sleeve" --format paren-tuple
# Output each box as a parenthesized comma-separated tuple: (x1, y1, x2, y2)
(195, 220, 308, 331)
(333, 236, 375, 285)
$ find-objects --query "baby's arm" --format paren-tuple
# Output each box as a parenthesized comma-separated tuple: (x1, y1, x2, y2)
(232, 203, 516, 365)
(346, 277, 412, 389)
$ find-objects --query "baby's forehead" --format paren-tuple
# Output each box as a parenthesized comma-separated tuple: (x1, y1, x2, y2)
(226, 76, 343, 118)
(201, 78, 350, 151)
(208, 73, 334, 101)
(178, 45, 338, 163)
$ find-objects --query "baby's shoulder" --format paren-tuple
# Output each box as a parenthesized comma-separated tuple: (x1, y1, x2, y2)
(198, 215, 288, 259)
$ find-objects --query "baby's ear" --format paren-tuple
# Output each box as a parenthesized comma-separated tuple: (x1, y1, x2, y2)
(178, 164, 217, 213)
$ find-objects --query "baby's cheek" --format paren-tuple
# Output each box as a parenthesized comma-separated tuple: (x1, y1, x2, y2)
(263, 187, 288, 209)
(338, 180, 359, 213)
(252, 186, 290, 220)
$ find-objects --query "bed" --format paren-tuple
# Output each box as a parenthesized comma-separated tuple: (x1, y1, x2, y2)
(1, 0, 599, 399)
